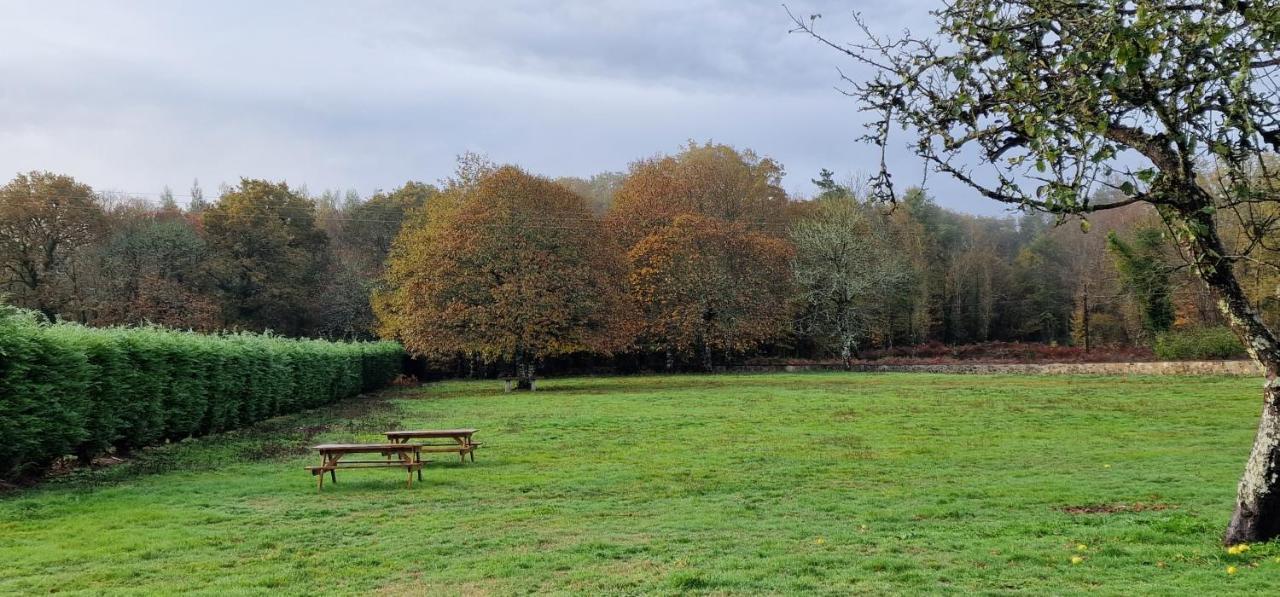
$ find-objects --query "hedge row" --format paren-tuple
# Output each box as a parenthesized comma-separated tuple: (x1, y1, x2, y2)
(1153, 326, 1247, 361)
(0, 308, 404, 480)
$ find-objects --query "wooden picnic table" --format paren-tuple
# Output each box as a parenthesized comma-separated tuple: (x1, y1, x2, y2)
(308, 443, 423, 490)
(384, 429, 481, 463)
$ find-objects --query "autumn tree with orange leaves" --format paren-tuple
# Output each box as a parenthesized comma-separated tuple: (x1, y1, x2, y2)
(628, 214, 793, 371)
(608, 142, 789, 245)
(374, 165, 632, 388)
(608, 142, 796, 370)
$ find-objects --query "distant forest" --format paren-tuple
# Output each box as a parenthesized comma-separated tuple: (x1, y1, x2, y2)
(0, 142, 1261, 370)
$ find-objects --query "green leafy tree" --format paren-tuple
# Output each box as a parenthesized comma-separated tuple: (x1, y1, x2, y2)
(316, 182, 437, 339)
(203, 179, 329, 336)
(1009, 236, 1074, 343)
(97, 218, 219, 330)
(811, 168, 854, 200)
(1107, 228, 1175, 337)
(900, 188, 963, 341)
(336, 181, 436, 277)
(794, 1, 1280, 542)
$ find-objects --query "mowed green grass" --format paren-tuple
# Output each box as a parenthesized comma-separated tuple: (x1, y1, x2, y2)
(3, 373, 1279, 594)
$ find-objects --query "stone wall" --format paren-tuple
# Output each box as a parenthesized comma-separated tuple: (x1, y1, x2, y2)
(731, 360, 1261, 376)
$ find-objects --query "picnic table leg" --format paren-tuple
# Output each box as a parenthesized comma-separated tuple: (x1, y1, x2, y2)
(401, 451, 415, 488)
(455, 437, 467, 463)
(317, 453, 331, 491)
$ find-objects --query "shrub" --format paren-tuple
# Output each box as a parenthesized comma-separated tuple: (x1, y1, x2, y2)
(0, 308, 405, 480)
(1153, 327, 1246, 361)
(0, 309, 91, 478)
(40, 325, 131, 461)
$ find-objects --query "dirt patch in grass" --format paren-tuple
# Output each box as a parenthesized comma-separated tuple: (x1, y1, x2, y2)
(1061, 502, 1176, 514)
(832, 409, 859, 421)
(238, 424, 338, 461)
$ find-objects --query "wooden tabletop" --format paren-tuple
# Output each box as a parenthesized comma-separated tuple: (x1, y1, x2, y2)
(312, 443, 421, 452)
(385, 429, 478, 438)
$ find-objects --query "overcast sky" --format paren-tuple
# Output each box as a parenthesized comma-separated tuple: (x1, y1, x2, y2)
(0, 0, 1013, 215)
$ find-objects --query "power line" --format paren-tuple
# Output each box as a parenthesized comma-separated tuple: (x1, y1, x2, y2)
(0, 194, 809, 231)
(1, 193, 1054, 237)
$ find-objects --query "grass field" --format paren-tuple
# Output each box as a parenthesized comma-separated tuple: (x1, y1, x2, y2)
(2, 373, 1279, 594)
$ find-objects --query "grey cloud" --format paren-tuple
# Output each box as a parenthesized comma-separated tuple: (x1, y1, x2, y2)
(0, 0, 1011, 215)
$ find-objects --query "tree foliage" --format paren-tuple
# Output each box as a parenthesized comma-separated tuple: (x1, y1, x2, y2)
(1107, 227, 1175, 335)
(375, 165, 631, 382)
(0, 171, 105, 319)
(792, 193, 912, 364)
(792, 0, 1280, 543)
(628, 214, 794, 369)
(555, 171, 625, 215)
(608, 143, 795, 369)
(203, 179, 329, 335)
(608, 142, 789, 246)
(336, 181, 436, 277)
(97, 218, 220, 330)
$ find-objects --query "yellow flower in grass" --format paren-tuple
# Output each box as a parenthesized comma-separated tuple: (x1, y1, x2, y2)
(1075, 543, 1087, 552)
(814, 537, 826, 545)
(1227, 544, 1250, 555)
(1070, 556, 1084, 565)
(1227, 565, 1238, 575)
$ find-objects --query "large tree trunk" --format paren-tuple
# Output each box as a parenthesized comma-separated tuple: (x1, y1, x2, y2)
(1169, 203, 1280, 544)
(1226, 382, 1280, 544)
(840, 334, 855, 371)
(513, 348, 535, 391)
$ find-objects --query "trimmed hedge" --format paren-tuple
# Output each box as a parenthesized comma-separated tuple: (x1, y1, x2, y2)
(0, 308, 404, 480)
(1153, 326, 1247, 361)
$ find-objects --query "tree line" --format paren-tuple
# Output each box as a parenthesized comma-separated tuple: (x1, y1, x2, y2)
(0, 171, 431, 338)
(0, 142, 1253, 377)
